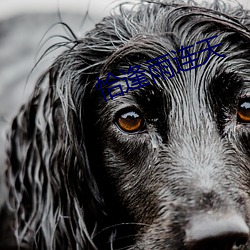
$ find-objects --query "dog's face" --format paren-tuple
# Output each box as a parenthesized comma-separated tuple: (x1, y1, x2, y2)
(4, 1, 250, 250)
(84, 3, 250, 250)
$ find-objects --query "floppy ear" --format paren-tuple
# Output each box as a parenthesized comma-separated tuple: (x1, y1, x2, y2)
(1, 9, 138, 248)
(3, 49, 106, 249)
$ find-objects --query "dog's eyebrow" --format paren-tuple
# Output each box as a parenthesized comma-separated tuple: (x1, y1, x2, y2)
(208, 71, 242, 110)
(218, 71, 241, 88)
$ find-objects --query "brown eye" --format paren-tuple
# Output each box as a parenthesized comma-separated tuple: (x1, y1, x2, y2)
(237, 99, 250, 123)
(116, 110, 145, 133)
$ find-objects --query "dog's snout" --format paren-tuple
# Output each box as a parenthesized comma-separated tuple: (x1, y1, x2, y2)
(185, 213, 249, 250)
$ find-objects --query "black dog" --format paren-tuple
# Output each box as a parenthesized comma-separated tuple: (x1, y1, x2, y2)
(2, 0, 250, 249)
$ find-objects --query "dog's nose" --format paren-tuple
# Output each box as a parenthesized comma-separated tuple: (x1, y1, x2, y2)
(185, 213, 249, 250)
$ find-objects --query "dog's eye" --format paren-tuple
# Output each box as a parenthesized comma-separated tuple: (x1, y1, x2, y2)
(116, 110, 144, 133)
(237, 99, 250, 123)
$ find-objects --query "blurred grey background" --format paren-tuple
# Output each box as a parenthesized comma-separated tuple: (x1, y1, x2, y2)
(0, 0, 250, 174)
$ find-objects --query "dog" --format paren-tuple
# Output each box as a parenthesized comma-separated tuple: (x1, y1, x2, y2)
(1, 0, 250, 249)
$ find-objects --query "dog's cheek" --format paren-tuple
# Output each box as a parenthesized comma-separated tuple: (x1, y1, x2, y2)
(101, 136, 161, 223)
(235, 128, 250, 159)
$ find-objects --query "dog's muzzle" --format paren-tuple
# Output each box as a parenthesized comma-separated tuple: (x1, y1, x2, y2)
(185, 213, 249, 250)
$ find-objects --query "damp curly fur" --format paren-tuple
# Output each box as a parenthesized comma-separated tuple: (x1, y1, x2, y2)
(2, 0, 250, 249)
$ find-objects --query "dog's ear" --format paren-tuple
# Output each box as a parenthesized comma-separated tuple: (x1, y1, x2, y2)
(1, 10, 131, 248)
(3, 50, 104, 249)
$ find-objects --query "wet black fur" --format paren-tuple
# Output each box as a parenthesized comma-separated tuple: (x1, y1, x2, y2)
(2, 0, 250, 249)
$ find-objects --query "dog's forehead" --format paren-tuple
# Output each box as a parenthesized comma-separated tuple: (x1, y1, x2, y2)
(98, 35, 250, 107)
(93, 1, 250, 110)
(93, 1, 250, 132)
(106, 52, 249, 105)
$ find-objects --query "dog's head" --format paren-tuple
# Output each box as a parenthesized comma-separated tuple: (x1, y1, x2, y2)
(3, 1, 250, 249)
